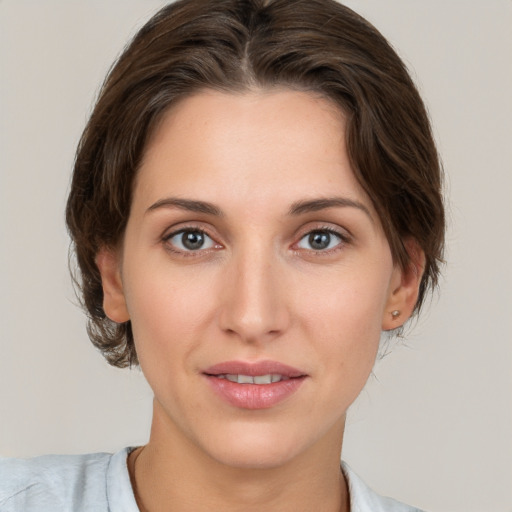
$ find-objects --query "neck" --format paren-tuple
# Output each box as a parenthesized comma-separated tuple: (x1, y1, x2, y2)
(129, 400, 349, 512)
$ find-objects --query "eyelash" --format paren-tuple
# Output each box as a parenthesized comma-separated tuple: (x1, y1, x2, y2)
(161, 225, 351, 257)
(294, 227, 350, 255)
(162, 226, 219, 257)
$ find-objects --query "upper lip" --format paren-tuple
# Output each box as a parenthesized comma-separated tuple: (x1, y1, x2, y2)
(203, 360, 306, 378)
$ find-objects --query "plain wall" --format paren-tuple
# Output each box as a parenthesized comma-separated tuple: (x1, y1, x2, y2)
(1, 1, 511, 511)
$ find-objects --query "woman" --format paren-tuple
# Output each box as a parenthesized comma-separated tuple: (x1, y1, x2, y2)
(0, 0, 444, 510)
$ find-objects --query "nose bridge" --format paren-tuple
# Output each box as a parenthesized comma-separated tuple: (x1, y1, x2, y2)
(219, 234, 288, 342)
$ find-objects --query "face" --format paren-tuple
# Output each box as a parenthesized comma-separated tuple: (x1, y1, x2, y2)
(99, 89, 418, 469)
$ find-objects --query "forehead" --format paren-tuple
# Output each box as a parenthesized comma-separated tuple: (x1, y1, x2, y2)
(134, 89, 372, 215)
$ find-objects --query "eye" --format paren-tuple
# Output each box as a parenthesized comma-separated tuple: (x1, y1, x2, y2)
(166, 229, 216, 252)
(297, 229, 344, 251)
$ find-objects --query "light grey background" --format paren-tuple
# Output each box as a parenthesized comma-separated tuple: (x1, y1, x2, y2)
(1, 1, 511, 511)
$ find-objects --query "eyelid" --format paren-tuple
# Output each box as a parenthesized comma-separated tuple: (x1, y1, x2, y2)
(292, 225, 352, 254)
(160, 222, 351, 257)
(162, 224, 223, 255)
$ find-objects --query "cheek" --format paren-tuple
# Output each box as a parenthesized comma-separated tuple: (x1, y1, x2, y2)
(297, 266, 391, 383)
(123, 261, 215, 374)
(299, 267, 389, 338)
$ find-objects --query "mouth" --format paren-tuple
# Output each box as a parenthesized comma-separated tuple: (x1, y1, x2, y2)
(203, 360, 307, 409)
(208, 373, 294, 384)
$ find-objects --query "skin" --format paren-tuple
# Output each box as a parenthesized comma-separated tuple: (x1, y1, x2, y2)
(97, 89, 423, 512)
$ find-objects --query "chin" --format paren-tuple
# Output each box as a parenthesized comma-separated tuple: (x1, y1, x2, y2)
(210, 443, 300, 470)
(199, 421, 323, 470)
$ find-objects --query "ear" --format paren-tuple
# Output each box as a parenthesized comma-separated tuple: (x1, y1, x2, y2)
(382, 239, 425, 331)
(95, 248, 130, 323)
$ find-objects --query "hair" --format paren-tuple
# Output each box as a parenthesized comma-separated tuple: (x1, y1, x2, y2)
(66, 0, 445, 368)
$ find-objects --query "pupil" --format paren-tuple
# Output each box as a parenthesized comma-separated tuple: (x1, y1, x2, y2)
(182, 231, 204, 250)
(309, 232, 330, 250)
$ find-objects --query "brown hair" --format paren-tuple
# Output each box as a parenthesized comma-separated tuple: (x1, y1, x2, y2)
(66, 0, 445, 368)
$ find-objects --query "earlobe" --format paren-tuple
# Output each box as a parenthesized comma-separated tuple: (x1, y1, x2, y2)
(382, 240, 425, 331)
(95, 248, 130, 323)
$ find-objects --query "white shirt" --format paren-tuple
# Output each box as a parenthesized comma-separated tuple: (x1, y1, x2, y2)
(0, 448, 424, 511)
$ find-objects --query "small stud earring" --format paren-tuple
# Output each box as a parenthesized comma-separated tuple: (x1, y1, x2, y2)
(391, 310, 401, 319)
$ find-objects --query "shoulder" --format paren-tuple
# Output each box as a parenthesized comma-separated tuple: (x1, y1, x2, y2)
(342, 462, 426, 512)
(0, 449, 125, 512)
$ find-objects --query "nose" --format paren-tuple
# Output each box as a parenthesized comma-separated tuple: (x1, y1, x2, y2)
(218, 241, 290, 344)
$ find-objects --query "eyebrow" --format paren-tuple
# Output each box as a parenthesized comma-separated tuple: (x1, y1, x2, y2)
(146, 197, 224, 217)
(288, 197, 372, 219)
(146, 195, 372, 219)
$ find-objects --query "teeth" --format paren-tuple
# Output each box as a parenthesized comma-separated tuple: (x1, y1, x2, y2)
(253, 375, 272, 384)
(237, 374, 254, 384)
(221, 374, 286, 384)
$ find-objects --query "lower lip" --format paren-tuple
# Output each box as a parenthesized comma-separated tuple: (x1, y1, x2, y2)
(204, 376, 306, 409)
